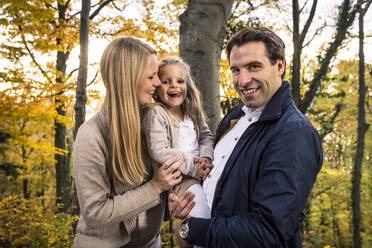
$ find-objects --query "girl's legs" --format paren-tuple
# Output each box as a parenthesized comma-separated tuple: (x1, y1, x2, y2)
(186, 183, 210, 248)
(187, 183, 210, 219)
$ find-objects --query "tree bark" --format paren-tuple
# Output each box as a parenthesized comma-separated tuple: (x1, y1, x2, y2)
(71, 0, 91, 217)
(55, 1, 71, 213)
(73, 0, 90, 140)
(179, 0, 234, 133)
(291, 0, 318, 106)
(351, 1, 371, 247)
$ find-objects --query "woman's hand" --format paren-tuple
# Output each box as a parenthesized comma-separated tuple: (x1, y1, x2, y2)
(152, 155, 183, 193)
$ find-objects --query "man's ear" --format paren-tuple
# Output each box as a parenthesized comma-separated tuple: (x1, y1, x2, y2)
(277, 59, 285, 77)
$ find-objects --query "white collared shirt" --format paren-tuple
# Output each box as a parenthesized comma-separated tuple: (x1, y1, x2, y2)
(203, 105, 265, 210)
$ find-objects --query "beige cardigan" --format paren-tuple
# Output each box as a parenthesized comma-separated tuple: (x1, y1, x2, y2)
(73, 108, 165, 248)
(142, 105, 214, 192)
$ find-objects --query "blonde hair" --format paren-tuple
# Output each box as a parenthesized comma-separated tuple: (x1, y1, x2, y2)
(157, 56, 205, 136)
(100, 36, 156, 185)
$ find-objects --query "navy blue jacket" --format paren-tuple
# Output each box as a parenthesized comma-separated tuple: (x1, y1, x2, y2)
(187, 81, 323, 247)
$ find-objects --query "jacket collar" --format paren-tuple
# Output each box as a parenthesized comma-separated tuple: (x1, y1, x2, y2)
(226, 81, 292, 122)
(258, 81, 292, 122)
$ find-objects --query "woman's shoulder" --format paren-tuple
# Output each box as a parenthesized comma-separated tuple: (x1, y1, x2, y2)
(75, 110, 108, 146)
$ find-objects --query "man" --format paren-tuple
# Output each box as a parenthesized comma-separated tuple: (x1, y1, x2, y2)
(169, 27, 323, 247)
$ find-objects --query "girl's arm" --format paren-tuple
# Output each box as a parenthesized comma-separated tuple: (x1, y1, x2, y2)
(198, 121, 214, 161)
(142, 106, 197, 177)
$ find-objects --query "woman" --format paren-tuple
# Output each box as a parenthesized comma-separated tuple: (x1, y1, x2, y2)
(73, 36, 183, 247)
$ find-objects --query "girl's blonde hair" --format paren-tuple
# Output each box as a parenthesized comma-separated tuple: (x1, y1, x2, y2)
(157, 56, 205, 136)
(100, 36, 156, 185)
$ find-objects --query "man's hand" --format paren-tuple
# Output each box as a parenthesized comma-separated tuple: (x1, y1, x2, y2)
(169, 192, 195, 219)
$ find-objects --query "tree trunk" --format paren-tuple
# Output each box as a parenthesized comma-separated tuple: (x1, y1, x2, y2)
(291, 0, 300, 105)
(179, 0, 234, 133)
(351, 1, 371, 247)
(73, 0, 90, 140)
(291, 0, 318, 106)
(55, 1, 71, 213)
(71, 0, 91, 217)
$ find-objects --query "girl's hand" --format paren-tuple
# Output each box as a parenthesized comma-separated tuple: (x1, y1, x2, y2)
(194, 158, 214, 181)
(152, 155, 184, 193)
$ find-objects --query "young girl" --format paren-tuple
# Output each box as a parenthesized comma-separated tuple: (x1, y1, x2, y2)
(142, 56, 213, 219)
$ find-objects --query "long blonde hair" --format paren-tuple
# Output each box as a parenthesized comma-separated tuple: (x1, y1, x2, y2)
(100, 36, 156, 185)
(157, 56, 205, 136)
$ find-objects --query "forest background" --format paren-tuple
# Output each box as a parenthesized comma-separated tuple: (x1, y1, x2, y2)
(0, 0, 371, 247)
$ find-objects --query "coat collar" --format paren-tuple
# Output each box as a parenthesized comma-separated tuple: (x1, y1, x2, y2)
(258, 81, 292, 122)
(225, 81, 292, 122)
(215, 81, 292, 143)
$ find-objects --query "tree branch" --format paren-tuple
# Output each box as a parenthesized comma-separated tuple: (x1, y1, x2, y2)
(303, 21, 327, 48)
(88, 70, 99, 86)
(90, 0, 113, 19)
(18, 26, 53, 84)
(299, 0, 358, 113)
(299, 0, 318, 47)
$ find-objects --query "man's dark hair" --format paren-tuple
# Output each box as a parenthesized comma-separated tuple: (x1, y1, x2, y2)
(226, 27, 286, 79)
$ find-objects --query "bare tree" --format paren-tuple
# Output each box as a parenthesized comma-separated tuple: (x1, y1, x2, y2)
(352, 1, 372, 247)
(179, 0, 234, 133)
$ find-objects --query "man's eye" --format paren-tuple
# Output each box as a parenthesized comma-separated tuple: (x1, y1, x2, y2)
(231, 68, 239, 74)
(249, 65, 260, 71)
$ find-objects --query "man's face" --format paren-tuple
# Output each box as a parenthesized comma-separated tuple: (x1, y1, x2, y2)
(229, 41, 284, 110)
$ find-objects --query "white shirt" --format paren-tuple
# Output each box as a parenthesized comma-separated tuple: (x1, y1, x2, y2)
(178, 115, 200, 159)
(203, 105, 265, 210)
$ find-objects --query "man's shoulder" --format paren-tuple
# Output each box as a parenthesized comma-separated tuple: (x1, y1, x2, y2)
(282, 103, 313, 128)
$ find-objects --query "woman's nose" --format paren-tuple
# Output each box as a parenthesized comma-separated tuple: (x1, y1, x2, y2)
(154, 75, 161, 87)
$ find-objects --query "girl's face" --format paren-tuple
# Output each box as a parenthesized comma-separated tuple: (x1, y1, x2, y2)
(137, 54, 161, 106)
(157, 64, 187, 111)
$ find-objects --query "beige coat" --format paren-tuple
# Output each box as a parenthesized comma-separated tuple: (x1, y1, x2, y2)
(142, 105, 214, 193)
(73, 108, 165, 248)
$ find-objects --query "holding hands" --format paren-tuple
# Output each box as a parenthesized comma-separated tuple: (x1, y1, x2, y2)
(194, 157, 213, 181)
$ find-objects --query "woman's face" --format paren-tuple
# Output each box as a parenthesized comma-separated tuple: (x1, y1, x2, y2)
(137, 54, 161, 106)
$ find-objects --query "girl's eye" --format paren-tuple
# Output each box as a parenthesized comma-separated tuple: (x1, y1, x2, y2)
(161, 80, 169, 84)
(177, 80, 185, 84)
